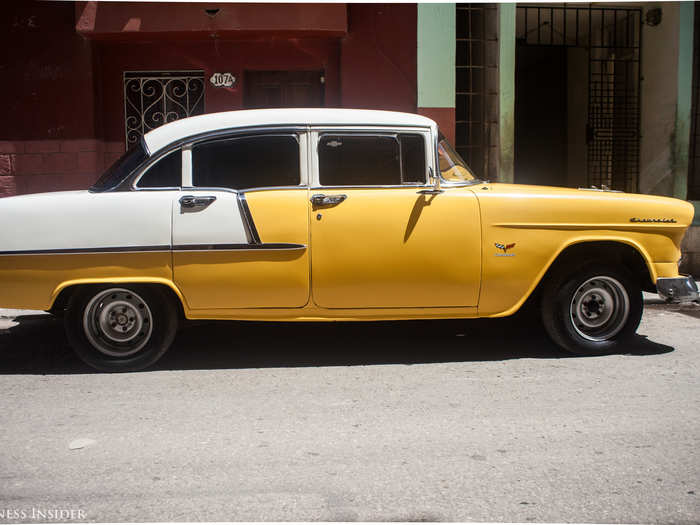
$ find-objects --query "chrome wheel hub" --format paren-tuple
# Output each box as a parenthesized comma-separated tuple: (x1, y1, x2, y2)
(570, 276, 630, 342)
(83, 288, 153, 357)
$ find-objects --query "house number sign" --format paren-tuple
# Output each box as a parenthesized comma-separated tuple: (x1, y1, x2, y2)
(209, 72, 236, 88)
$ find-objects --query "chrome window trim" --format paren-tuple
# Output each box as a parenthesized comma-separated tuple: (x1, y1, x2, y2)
(182, 145, 193, 187)
(187, 129, 305, 191)
(177, 185, 311, 194)
(237, 193, 261, 245)
(312, 127, 432, 188)
(130, 145, 184, 191)
(309, 184, 430, 190)
(121, 125, 307, 192)
(434, 134, 482, 186)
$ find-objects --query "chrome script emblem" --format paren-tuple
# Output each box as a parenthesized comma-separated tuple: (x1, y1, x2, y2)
(630, 217, 676, 223)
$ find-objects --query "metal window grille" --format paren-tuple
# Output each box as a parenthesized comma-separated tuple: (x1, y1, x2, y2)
(516, 6, 642, 192)
(688, 7, 700, 200)
(124, 71, 205, 148)
(455, 4, 499, 180)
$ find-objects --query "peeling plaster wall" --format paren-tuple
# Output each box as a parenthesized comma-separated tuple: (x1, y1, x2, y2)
(639, 3, 680, 196)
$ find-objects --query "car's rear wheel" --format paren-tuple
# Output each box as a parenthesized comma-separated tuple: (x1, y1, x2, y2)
(541, 263, 643, 355)
(65, 285, 178, 372)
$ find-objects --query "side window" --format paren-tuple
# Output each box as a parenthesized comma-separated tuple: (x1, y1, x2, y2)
(400, 134, 426, 183)
(192, 134, 300, 190)
(136, 149, 181, 188)
(318, 133, 426, 186)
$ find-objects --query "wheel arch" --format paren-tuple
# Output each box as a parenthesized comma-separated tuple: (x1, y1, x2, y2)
(491, 237, 656, 318)
(49, 278, 187, 318)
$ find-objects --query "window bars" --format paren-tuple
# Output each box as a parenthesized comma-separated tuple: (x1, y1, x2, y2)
(455, 4, 499, 181)
(124, 71, 205, 148)
(516, 5, 642, 192)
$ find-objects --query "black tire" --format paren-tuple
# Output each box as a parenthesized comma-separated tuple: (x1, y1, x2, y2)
(541, 263, 643, 356)
(65, 285, 178, 372)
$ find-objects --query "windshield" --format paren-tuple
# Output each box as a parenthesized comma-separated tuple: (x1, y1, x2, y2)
(437, 132, 476, 182)
(90, 140, 148, 192)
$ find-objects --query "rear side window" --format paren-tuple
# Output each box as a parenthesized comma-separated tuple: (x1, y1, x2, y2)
(400, 134, 426, 183)
(192, 134, 300, 190)
(318, 133, 426, 186)
(136, 149, 181, 188)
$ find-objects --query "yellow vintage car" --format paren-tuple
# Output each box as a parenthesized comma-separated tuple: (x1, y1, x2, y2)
(0, 109, 697, 372)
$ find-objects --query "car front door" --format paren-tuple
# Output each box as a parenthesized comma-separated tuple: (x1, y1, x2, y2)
(309, 130, 481, 309)
(171, 131, 310, 310)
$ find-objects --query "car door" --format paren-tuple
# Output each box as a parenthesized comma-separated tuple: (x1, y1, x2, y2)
(309, 130, 481, 309)
(171, 131, 310, 310)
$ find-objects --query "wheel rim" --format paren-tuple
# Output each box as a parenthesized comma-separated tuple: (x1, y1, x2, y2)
(569, 276, 630, 342)
(83, 288, 153, 357)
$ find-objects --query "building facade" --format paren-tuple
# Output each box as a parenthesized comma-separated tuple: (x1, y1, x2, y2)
(1, 1, 699, 272)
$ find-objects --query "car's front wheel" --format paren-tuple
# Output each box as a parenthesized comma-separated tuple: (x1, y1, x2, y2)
(65, 285, 178, 372)
(541, 264, 643, 355)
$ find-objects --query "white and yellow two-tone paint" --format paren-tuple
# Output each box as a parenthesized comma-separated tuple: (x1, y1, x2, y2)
(0, 108, 696, 371)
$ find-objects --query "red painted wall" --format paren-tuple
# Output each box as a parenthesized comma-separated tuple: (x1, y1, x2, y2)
(0, 1, 95, 140)
(1, 2, 419, 197)
(97, 37, 341, 143)
(340, 4, 417, 112)
(76, 2, 347, 39)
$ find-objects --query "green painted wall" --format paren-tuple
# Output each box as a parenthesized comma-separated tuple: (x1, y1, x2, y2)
(417, 3, 455, 108)
(498, 3, 516, 183)
(673, 1, 695, 199)
(692, 201, 700, 226)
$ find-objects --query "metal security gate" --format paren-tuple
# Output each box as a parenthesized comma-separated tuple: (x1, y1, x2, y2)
(516, 6, 642, 191)
(455, 4, 499, 181)
(124, 71, 205, 148)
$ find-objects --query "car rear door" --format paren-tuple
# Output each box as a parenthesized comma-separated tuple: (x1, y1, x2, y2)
(171, 130, 310, 310)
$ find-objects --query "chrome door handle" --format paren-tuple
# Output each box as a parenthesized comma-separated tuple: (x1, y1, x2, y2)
(311, 193, 348, 207)
(180, 195, 216, 209)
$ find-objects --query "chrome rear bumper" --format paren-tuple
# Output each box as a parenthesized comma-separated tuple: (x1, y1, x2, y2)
(656, 276, 700, 303)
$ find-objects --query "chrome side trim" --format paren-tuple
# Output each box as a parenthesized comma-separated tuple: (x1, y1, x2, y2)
(173, 243, 306, 251)
(237, 193, 261, 244)
(0, 246, 171, 256)
(0, 243, 307, 256)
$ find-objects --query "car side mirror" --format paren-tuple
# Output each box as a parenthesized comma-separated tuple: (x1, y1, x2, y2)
(429, 166, 441, 192)
(417, 166, 444, 195)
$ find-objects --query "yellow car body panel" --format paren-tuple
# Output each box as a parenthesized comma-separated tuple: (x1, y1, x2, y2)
(473, 183, 694, 316)
(172, 189, 311, 310)
(0, 186, 694, 321)
(309, 187, 481, 308)
(0, 251, 173, 311)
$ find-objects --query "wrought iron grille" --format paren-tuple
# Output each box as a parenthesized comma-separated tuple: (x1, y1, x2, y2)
(455, 4, 499, 181)
(516, 6, 642, 192)
(124, 71, 205, 148)
(688, 6, 700, 200)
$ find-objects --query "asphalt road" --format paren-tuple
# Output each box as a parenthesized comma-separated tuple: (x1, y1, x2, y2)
(0, 302, 698, 523)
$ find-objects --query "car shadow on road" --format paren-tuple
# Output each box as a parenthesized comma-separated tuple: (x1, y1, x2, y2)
(0, 310, 675, 374)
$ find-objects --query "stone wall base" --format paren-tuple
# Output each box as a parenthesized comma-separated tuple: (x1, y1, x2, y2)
(680, 225, 700, 277)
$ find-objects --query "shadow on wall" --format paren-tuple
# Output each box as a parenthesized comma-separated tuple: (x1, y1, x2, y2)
(0, 309, 674, 375)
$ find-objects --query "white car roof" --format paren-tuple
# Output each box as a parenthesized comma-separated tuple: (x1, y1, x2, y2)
(142, 108, 437, 154)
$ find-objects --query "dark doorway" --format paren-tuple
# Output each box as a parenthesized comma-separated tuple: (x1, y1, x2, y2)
(243, 70, 325, 109)
(514, 6, 642, 191)
(514, 44, 568, 187)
